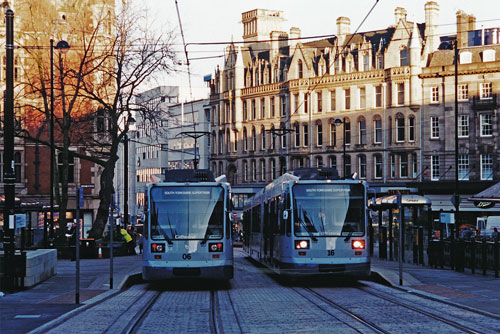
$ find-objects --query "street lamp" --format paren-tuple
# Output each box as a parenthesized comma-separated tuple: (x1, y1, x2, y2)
(438, 40, 460, 237)
(48, 39, 70, 246)
(123, 116, 135, 230)
(334, 118, 346, 178)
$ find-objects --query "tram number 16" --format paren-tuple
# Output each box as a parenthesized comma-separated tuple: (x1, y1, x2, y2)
(327, 250, 335, 256)
(182, 254, 192, 260)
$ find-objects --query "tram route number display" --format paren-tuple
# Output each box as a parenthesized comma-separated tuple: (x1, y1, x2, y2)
(328, 250, 335, 256)
(182, 254, 192, 260)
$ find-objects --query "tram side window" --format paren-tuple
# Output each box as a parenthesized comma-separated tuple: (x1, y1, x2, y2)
(278, 198, 285, 235)
(284, 192, 291, 236)
(252, 205, 261, 233)
(271, 200, 279, 234)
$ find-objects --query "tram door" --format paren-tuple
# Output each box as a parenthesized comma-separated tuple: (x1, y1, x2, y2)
(263, 202, 271, 261)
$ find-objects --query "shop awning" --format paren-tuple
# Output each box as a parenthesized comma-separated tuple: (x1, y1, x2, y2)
(468, 182, 500, 207)
(369, 194, 432, 209)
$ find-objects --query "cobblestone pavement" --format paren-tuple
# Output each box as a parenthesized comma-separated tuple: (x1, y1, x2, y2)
(29, 249, 499, 334)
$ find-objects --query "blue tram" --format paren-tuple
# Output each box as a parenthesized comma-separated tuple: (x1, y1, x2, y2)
(142, 169, 233, 280)
(242, 168, 370, 277)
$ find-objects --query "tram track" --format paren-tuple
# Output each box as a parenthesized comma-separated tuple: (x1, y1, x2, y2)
(357, 286, 496, 334)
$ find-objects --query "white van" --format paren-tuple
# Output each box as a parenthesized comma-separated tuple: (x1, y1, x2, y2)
(477, 216, 500, 237)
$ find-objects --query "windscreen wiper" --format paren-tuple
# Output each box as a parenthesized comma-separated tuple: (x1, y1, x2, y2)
(344, 231, 354, 242)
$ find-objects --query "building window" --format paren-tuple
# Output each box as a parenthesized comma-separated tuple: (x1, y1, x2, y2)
(358, 155, 366, 179)
(233, 130, 238, 152)
(261, 160, 266, 181)
(358, 117, 366, 145)
(316, 156, 323, 167)
(480, 154, 493, 180)
(226, 131, 230, 153)
(330, 90, 336, 112)
(480, 114, 493, 136)
(374, 117, 382, 144)
(270, 159, 276, 179)
(400, 153, 408, 178)
(14, 151, 22, 183)
(431, 155, 440, 181)
(397, 83, 405, 105)
(316, 123, 323, 146)
(480, 82, 492, 99)
(261, 126, 266, 150)
(396, 114, 405, 142)
(330, 124, 337, 147)
(260, 98, 265, 119)
(374, 155, 383, 179)
(375, 85, 382, 108)
(281, 96, 287, 116)
(243, 128, 248, 151)
(329, 156, 337, 169)
(431, 116, 439, 139)
(252, 160, 257, 181)
(345, 155, 351, 177)
(304, 93, 308, 114)
(252, 127, 256, 151)
(344, 88, 351, 110)
(295, 123, 300, 147)
(458, 84, 469, 101)
(377, 54, 384, 69)
(431, 86, 439, 103)
(270, 97, 275, 117)
(303, 124, 309, 146)
(458, 115, 469, 137)
(344, 119, 351, 145)
(408, 116, 415, 142)
(58, 152, 75, 183)
(298, 59, 303, 78)
(458, 154, 469, 181)
(316, 92, 322, 113)
(412, 153, 418, 178)
(243, 101, 247, 121)
(400, 47, 408, 66)
(359, 87, 366, 109)
(251, 100, 256, 120)
(243, 161, 248, 181)
(390, 154, 396, 178)
(363, 54, 369, 71)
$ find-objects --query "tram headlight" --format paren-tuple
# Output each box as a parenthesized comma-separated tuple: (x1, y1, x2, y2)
(295, 240, 310, 250)
(151, 243, 166, 253)
(351, 240, 365, 250)
(209, 242, 223, 252)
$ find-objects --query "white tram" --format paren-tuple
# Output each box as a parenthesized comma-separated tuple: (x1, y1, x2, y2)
(142, 169, 233, 280)
(242, 168, 370, 277)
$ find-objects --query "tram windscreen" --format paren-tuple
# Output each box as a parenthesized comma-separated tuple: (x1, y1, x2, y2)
(149, 186, 225, 240)
(292, 184, 365, 237)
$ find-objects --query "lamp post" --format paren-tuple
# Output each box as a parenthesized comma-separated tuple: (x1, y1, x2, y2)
(334, 118, 346, 177)
(123, 117, 135, 229)
(177, 131, 211, 170)
(438, 40, 460, 237)
(48, 39, 70, 247)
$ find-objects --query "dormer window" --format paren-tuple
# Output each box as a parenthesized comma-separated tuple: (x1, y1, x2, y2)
(298, 59, 303, 78)
(482, 49, 495, 62)
(460, 51, 472, 64)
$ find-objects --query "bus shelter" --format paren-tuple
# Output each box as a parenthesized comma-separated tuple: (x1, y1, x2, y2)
(369, 194, 432, 265)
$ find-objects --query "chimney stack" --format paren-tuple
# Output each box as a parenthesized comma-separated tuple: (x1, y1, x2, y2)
(336, 17, 350, 46)
(394, 7, 407, 25)
(424, 1, 440, 53)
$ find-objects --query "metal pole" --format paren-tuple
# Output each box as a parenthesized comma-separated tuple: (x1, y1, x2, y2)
(3, 6, 15, 289)
(454, 41, 460, 238)
(75, 187, 81, 304)
(398, 193, 404, 286)
(124, 134, 128, 229)
(109, 193, 114, 289)
(49, 38, 55, 247)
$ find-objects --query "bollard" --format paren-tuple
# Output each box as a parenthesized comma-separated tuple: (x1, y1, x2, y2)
(494, 239, 499, 279)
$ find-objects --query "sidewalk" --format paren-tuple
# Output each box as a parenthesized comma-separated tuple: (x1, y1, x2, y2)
(0, 252, 142, 334)
(371, 257, 500, 316)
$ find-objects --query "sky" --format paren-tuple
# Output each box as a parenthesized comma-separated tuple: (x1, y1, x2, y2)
(135, 0, 500, 97)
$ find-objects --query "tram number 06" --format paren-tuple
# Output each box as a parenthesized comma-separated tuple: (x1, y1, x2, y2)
(327, 250, 335, 256)
(182, 254, 192, 260)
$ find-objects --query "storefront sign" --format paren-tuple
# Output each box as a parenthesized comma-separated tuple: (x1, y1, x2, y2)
(473, 201, 495, 209)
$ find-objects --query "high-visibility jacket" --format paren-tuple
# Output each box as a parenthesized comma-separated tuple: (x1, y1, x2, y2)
(120, 229, 132, 243)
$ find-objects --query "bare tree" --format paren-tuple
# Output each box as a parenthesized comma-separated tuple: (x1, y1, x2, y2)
(16, 0, 178, 238)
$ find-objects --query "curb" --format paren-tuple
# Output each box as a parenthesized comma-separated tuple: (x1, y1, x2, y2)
(26, 271, 142, 334)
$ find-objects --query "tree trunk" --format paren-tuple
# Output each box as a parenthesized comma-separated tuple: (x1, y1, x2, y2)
(88, 154, 118, 239)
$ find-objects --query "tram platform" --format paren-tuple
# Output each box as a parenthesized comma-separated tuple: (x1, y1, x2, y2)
(370, 257, 499, 316)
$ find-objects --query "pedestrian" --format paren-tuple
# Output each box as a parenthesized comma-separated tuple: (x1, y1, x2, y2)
(492, 227, 499, 242)
(138, 233, 144, 254)
(120, 227, 136, 255)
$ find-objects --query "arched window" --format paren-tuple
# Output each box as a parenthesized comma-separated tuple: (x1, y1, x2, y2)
(358, 116, 366, 145)
(396, 113, 405, 142)
(270, 159, 276, 179)
(226, 129, 230, 153)
(233, 130, 238, 152)
(294, 122, 300, 147)
(298, 59, 303, 78)
(251, 127, 257, 151)
(358, 155, 367, 179)
(315, 156, 323, 167)
(374, 154, 383, 179)
(243, 128, 248, 152)
(270, 125, 276, 150)
(243, 160, 248, 181)
(261, 126, 266, 150)
(316, 121, 323, 146)
(329, 156, 337, 170)
(260, 159, 266, 181)
(408, 115, 415, 142)
(373, 115, 382, 144)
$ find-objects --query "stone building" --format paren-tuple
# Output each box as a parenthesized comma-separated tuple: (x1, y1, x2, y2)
(208, 2, 500, 220)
